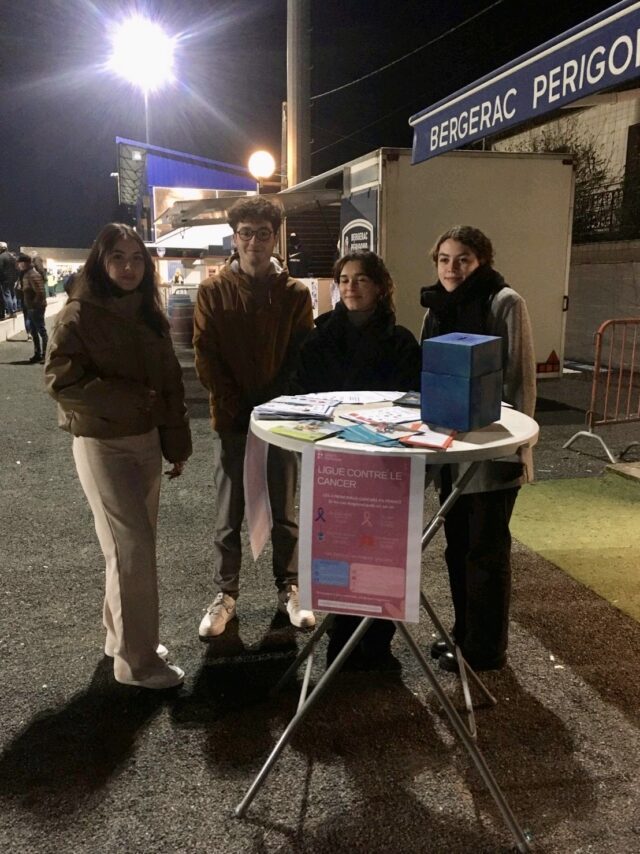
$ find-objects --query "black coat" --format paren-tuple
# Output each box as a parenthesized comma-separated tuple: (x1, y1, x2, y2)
(291, 300, 420, 393)
(0, 251, 17, 288)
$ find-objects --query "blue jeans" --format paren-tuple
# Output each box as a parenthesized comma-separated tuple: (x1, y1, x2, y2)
(1, 284, 17, 314)
(27, 306, 48, 356)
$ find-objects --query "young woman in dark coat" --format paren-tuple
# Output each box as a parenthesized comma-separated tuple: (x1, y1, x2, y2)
(292, 250, 421, 668)
(293, 253, 419, 395)
(421, 226, 536, 673)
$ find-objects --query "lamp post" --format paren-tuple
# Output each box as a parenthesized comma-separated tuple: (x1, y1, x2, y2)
(108, 16, 175, 144)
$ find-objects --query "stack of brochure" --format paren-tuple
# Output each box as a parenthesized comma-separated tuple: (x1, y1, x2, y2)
(340, 405, 423, 427)
(341, 407, 456, 449)
(254, 395, 340, 420)
(398, 424, 456, 449)
(257, 397, 456, 449)
(270, 421, 344, 442)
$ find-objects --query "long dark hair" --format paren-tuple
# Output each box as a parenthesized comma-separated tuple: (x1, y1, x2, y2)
(81, 223, 168, 336)
(333, 250, 395, 312)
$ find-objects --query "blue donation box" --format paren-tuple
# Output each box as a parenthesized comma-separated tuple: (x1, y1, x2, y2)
(421, 333, 502, 431)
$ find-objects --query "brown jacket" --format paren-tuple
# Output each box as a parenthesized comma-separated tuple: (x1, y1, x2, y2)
(45, 280, 192, 463)
(193, 256, 313, 432)
(20, 267, 47, 310)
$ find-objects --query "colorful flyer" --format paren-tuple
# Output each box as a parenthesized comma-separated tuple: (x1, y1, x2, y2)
(298, 448, 425, 623)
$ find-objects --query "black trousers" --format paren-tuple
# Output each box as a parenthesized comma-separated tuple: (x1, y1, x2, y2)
(440, 470, 519, 666)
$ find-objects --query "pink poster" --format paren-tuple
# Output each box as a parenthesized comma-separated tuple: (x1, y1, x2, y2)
(299, 448, 425, 623)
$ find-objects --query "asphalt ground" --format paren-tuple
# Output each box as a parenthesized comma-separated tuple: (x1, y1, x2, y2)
(1, 324, 639, 854)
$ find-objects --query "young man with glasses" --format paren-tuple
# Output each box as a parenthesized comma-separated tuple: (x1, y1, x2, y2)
(193, 196, 316, 638)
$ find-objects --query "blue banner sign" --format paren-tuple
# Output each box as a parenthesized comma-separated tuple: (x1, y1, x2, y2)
(410, 1, 640, 163)
(340, 189, 378, 253)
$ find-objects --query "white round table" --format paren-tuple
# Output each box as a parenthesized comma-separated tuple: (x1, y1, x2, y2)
(241, 400, 538, 852)
(250, 403, 539, 461)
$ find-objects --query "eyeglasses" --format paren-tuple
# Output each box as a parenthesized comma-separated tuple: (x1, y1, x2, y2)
(235, 227, 274, 242)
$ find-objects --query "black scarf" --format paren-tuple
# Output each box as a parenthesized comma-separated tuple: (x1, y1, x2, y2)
(420, 265, 506, 337)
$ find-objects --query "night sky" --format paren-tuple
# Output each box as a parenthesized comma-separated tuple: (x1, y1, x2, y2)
(1, 0, 616, 248)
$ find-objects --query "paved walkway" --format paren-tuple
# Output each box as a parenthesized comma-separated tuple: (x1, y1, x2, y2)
(0, 327, 639, 853)
(0, 292, 67, 343)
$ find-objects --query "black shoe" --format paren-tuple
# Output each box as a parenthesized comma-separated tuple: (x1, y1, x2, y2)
(438, 651, 506, 673)
(28, 353, 42, 364)
(430, 639, 449, 659)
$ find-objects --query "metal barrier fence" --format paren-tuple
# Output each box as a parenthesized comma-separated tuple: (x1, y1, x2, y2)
(564, 317, 640, 463)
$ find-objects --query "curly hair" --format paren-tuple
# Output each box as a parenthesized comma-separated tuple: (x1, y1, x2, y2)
(81, 223, 168, 336)
(333, 250, 395, 312)
(430, 226, 494, 267)
(228, 196, 283, 233)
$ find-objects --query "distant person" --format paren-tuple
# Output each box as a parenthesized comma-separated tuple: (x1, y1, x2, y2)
(291, 250, 421, 669)
(172, 270, 184, 286)
(287, 232, 310, 278)
(0, 241, 18, 319)
(45, 223, 192, 689)
(32, 255, 53, 296)
(15, 253, 47, 363)
(63, 268, 81, 296)
(421, 225, 536, 673)
(193, 196, 315, 639)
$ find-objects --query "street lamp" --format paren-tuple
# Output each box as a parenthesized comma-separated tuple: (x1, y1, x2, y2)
(108, 16, 175, 143)
(248, 150, 276, 193)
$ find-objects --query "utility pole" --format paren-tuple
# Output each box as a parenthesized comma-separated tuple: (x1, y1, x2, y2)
(286, 0, 311, 187)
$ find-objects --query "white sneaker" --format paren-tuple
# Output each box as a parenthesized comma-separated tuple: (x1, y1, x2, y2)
(115, 662, 185, 690)
(105, 642, 169, 659)
(279, 585, 316, 629)
(199, 592, 237, 638)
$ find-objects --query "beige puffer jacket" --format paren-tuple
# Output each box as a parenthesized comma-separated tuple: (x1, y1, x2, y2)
(45, 280, 192, 463)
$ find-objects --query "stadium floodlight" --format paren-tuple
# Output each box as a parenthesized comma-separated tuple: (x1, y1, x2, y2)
(109, 16, 175, 94)
(108, 16, 175, 142)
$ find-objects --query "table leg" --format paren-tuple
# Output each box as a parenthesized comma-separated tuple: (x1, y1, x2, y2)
(396, 623, 531, 853)
(418, 460, 497, 731)
(235, 616, 373, 818)
(420, 592, 496, 708)
(272, 614, 334, 697)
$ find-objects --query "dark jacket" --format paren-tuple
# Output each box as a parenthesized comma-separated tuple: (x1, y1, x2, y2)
(20, 267, 47, 310)
(291, 300, 420, 393)
(193, 255, 314, 432)
(0, 250, 17, 288)
(45, 279, 192, 463)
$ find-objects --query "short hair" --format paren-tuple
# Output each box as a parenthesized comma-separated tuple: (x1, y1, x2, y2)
(333, 250, 395, 313)
(430, 226, 494, 267)
(17, 252, 32, 264)
(0, 241, 7, 252)
(81, 223, 168, 336)
(228, 196, 282, 233)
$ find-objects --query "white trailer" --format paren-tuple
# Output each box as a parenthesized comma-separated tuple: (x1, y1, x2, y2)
(284, 147, 575, 377)
(163, 146, 575, 377)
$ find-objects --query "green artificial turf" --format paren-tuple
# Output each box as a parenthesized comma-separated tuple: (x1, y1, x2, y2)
(512, 473, 640, 622)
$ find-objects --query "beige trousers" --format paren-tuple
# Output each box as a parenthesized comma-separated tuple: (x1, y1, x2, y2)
(73, 429, 164, 682)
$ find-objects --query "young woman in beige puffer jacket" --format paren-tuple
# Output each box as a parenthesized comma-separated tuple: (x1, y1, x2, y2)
(45, 223, 192, 690)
